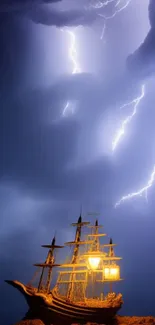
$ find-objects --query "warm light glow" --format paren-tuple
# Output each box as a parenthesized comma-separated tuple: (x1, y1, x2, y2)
(104, 266, 120, 280)
(104, 267, 117, 275)
(88, 257, 101, 270)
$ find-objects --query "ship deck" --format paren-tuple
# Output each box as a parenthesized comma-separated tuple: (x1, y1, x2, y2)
(5, 280, 123, 324)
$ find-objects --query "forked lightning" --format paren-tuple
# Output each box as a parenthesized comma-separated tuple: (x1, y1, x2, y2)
(61, 29, 80, 116)
(115, 166, 155, 208)
(112, 85, 145, 151)
(60, 1, 155, 206)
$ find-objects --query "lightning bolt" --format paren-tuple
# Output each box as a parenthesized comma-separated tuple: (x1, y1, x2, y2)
(61, 29, 80, 117)
(65, 30, 80, 75)
(115, 166, 155, 208)
(91, 0, 131, 13)
(112, 84, 155, 207)
(96, 1, 155, 207)
(112, 84, 145, 151)
(90, 0, 132, 40)
(59, 1, 155, 208)
(61, 0, 132, 116)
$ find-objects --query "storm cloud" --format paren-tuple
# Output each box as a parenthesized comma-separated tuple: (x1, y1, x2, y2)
(0, 0, 61, 13)
(0, 0, 99, 27)
(127, 0, 155, 79)
(26, 7, 99, 27)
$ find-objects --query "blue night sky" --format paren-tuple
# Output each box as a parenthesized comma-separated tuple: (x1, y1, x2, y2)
(0, 0, 155, 324)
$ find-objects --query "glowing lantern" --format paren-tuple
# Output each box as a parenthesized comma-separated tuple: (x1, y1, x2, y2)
(104, 265, 120, 280)
(88, 257, 101, 270)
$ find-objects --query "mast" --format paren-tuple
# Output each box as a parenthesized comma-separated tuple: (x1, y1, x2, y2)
(71, 215, 82, 264)
(108, 238, 114, 257)
(35, 236, 63, 293)
(108, 238, 115, 293)
(92, 219, 100, 251)
(67, 216, 81, 300)
(89, 219, 101, 296)
(88, 219, 105, 253)
(56, 216, 92, 300)
(65, 215, 90, 300)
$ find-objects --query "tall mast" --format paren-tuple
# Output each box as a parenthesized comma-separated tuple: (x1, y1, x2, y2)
(108, 238, 114, 257)
(44, 237, 55, 293)
(90, 219, 100, 297)
(88, 219, 104, 252)
(108, 238, 114, 293)
(67, 215, 82, 299)
(71, 215, 82, 263)
(34, 236, 63, 293)
(93, 219, 99, 251)
(67, 215, 89, 299)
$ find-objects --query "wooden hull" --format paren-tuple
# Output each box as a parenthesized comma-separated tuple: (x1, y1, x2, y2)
(5, 280, 122, 324)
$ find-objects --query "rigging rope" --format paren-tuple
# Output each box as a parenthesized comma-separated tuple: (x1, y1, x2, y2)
(27, 267, 41, 287)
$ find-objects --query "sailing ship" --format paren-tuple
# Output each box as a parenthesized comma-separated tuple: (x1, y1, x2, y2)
(6, 215, 123, 324)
